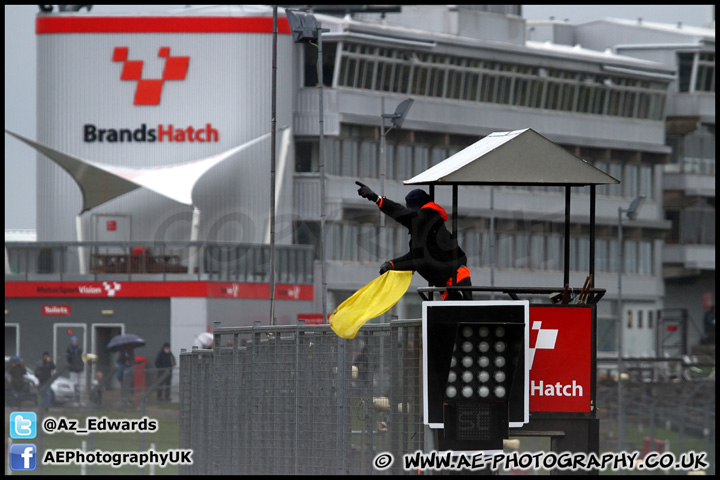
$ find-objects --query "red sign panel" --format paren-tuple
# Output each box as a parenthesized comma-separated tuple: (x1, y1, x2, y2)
(106, 220, 117, 231)
(42, 305, 71, 316)
(6, 281, 312, 301)
(297, 314, 328, 325)
(528, 306, 593, 413)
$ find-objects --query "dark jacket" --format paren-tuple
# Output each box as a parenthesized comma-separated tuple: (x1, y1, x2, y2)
(66, 344, 84, 373)
(155, 349, 176, 370)
(8, 362, 27, 389)
(35, 359, 56, 386)
(378, 197, 468, 287)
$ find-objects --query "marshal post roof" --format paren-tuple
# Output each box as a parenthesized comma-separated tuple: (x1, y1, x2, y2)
(404, 128, 620, 187)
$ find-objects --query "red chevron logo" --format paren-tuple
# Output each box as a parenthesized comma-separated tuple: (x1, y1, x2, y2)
(112, 46, 189, 106)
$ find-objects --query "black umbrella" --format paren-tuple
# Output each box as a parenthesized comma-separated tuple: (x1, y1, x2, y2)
(107, 333, 146, 352)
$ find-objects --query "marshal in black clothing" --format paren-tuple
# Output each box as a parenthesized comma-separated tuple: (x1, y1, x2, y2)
(356, 181, 472, 300)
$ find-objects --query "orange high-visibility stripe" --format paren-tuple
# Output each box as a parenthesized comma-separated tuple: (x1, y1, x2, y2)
(456, 266, 470, 283)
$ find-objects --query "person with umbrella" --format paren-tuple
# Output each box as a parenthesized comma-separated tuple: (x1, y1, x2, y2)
(66, 336, 85, 406)
(107, 333, 145, 402)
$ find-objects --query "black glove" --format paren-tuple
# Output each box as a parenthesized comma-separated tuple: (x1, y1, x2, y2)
(379, 261, 394, 275)
(355, 181, 378, 203)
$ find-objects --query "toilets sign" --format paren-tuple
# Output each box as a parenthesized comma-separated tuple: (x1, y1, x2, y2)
(528, 306, 593, 413)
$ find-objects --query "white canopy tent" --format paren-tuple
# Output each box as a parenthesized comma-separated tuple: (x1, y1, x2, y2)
(5, 128, 286, 273)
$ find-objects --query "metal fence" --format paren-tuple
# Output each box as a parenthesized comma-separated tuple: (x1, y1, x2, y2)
(179, 321, 425, 475)
(179, 321, 716, 476)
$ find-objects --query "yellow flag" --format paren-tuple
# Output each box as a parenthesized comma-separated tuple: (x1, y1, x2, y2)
(330, 270, 413, 339)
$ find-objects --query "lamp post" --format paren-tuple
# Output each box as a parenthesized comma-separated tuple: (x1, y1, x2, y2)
(379, 97, 413, 237)
(616, 195, 645, 463)
(287, 10, 345, 474)
(286, 9, 328, 325)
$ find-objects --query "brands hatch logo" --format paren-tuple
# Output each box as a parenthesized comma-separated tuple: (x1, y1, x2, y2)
(113, 46, 189, 106)
(529, 320, 558, 370)
(103, 282, 122, 297)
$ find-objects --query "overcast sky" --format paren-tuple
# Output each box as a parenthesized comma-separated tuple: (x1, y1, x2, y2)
(4, 5, 714, 230)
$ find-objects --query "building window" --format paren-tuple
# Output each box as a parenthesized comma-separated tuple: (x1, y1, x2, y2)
(359, 141, 379, 178)
(515, 233, 530, 269)
(577, 237, 590, 273)
(413, 146, 429, 178)
(624, 240, 638, 274)
(531, 235, 545, 270)
(395, 144, 414, 181)
(295, 139, 317, 173)
(596, 238, 609, 272)
(623, 164, 638, 198)
(608, 163, 623, 197)
(695, 52, 715, 93)
(336, 42, 667, 119)
(638, 241, 653, 275)
(638, 165, 653, 199)
(342, 139, 359, 178)
(683, 198, 716, 245)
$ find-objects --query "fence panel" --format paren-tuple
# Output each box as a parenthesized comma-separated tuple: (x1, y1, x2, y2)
(180, 321, 425, 475)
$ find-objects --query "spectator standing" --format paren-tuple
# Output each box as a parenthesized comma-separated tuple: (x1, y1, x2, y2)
(703, 305, 715, 345)
(65, 336, 85, 405)
(154, 342, 176, 401)
(35, 351, 56, 409)
(8, 355, 28, 409)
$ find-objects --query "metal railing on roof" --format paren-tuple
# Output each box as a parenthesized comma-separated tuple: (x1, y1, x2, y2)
(4, 241, 315, 284)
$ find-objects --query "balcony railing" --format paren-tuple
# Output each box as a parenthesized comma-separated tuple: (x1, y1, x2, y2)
(4, 242, 315, 284)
